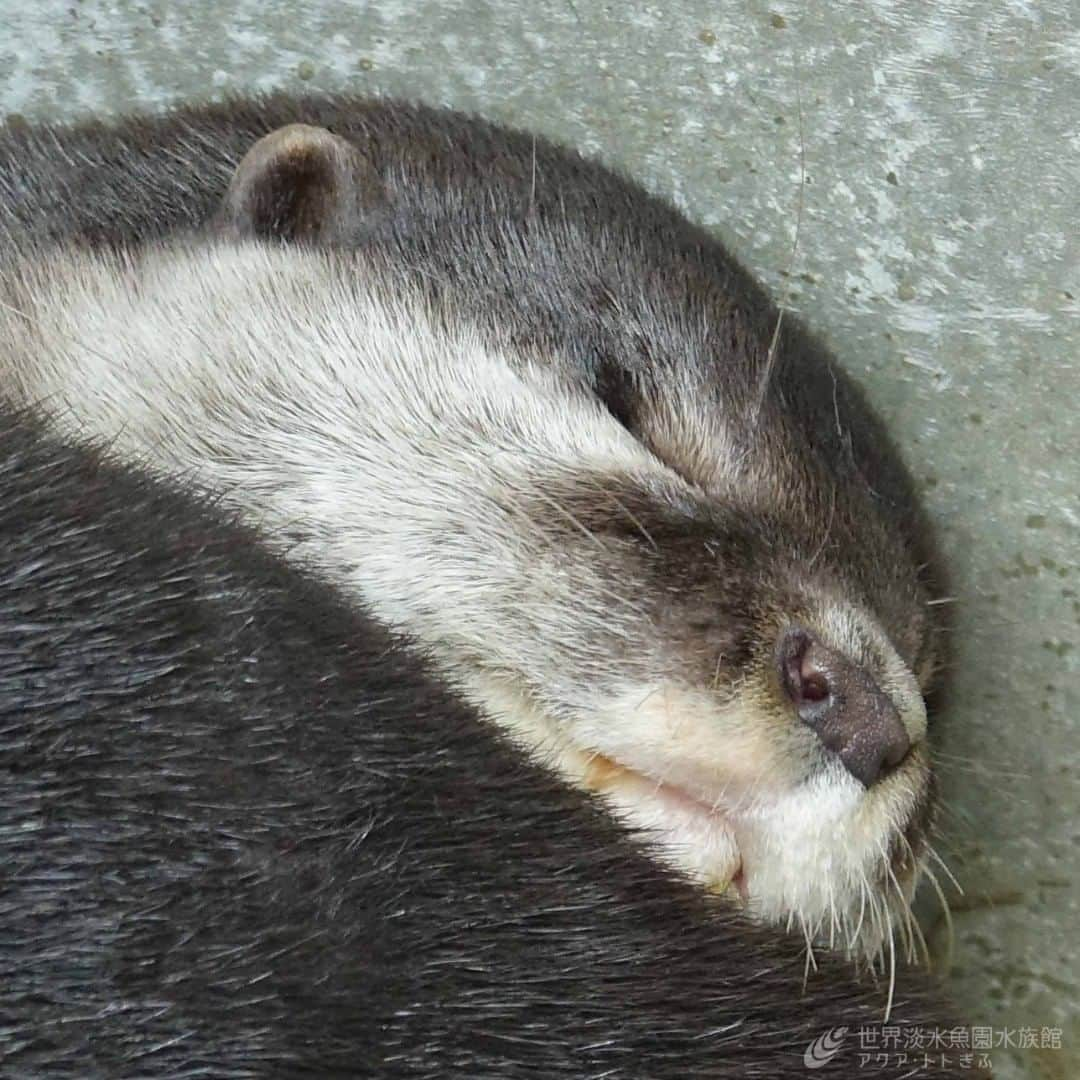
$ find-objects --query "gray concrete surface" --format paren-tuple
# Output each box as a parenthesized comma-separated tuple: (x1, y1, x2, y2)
(2, 2, 1076, 1076)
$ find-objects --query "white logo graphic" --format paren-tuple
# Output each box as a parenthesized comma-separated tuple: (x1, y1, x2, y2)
(803, 1027, 849, 1069)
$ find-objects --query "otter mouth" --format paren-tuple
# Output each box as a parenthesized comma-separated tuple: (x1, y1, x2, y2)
(484, 673, 933, 959)
(580, 751, 749, 902)
(578, 746, 932, 958)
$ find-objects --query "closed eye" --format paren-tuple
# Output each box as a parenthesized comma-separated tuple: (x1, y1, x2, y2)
(591, 355, 642, 439)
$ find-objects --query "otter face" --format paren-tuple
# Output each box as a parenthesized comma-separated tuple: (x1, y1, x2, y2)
(463, 471, 941, 963)
(1, 119, 947, 970)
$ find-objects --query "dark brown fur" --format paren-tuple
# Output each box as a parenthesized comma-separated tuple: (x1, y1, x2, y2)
(0, 404, 975, 1078)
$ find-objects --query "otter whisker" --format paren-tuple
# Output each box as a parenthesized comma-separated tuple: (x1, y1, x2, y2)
(895, 833, 932, 967)
(632, 686, 663, 713)
(932, 750, 1031, 782)
(749, 54, 806, 428)
(925, 842, 963, 896)
(830, 365, 843, 439)
(869, 890, 888, 976)
(580, 580, 651, 620)
(605, 491, 658, 551)
(850, 876, 869, 950)
(884, 906, 897, 1022)
(528, 134, 537, 214)
(806, 484, 836, 568)
(884, 855, 917, 966)
(927, 795, 979, 832)
(801, 915, 818, 993)
(907, 896, 932, 968)
(527, 485, 605, 549)
(922, 861, 955, 976)
(826, 875, 839, 951)
(711, 651, 725, 691)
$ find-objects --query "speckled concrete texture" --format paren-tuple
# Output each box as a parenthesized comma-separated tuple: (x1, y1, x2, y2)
(2, 2, 1076, 1076)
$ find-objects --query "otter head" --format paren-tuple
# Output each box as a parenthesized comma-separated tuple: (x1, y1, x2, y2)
(216, 124, 947, 963)
(472, 454, 942, 968)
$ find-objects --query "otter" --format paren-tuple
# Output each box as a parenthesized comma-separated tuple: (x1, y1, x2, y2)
(0, 96, 949, 965)
(0, 405, 978, 1077)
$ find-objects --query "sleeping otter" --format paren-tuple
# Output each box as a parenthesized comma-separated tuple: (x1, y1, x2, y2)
(0, 96, 949, 966)
(0, 405, 977, 1077)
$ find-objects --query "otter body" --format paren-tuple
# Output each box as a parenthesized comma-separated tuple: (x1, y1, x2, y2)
(0, 96, 947, 954)
(0, 407, 972, 1078)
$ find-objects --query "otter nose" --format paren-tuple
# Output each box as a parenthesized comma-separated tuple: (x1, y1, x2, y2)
(777, 628, 912, 787)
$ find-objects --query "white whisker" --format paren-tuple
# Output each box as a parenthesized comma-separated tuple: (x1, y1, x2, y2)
(922, 862, 955, 976)
(925, 843, 963, 895)
(884, 907, 897, 1022)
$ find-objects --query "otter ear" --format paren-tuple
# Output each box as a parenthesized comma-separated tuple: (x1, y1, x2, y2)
(219, 123, 378, 244)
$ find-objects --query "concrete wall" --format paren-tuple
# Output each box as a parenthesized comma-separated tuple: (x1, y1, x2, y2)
(2, 3, 1076, 1076)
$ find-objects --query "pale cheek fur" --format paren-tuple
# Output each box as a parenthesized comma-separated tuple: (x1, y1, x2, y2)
(574, 682, 807, 804)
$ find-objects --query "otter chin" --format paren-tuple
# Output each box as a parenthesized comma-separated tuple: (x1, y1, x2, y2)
(582, 743, 931, 960)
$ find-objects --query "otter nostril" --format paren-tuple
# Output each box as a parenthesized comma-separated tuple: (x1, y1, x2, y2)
(778, 627, 831, 708)
(800, 669, 830, 704)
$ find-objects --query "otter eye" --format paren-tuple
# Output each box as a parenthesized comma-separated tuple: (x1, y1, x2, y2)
(593, 357, 641, 438)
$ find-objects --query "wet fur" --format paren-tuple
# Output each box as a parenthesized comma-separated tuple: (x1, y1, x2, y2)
(0, 407, 975, 1078)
